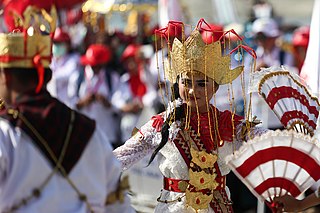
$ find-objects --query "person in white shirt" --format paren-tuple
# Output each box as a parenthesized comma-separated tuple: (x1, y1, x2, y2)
(72, 44, 122, 148)
(47, 27, 81, 108)
(0, 5, 134, 213)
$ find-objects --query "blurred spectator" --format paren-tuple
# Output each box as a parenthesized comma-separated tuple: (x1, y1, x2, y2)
(107, 32, 127, 76)
(292, 26, 310, 73)
(112, 44, 154, 142)
(47, 28, 81, 108)
(252, 18, 295, 71)
(250, 0, 274, 22)
(71, 44, 122, 148)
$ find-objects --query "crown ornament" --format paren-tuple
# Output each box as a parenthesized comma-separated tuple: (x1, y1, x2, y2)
(0, 6, 57, 69)
(0, 5, 57, 93)
(164, 25, 244, 85)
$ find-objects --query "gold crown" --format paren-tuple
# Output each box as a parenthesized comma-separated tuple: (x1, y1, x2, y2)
(0, 6, 57, 69)
(165, 29, 243, 85)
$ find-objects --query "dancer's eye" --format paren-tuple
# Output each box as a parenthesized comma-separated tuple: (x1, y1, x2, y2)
(197, 82, 206, 87)
(182, 79, 192, 86)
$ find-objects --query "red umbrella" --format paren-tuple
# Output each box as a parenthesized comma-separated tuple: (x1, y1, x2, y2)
(3, 0, 86, 31)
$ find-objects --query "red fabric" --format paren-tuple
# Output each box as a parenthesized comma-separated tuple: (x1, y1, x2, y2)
(53, 28, 71, 43)
(129, 73, 147, 99)
(292, 26, 310, 47)
(236, 146, 320, 180)
(33, 54, 44, 93)
(171, 119, 233, 212)
(66, 7, 83, 25)
(163, 176, 226, 192)
(189, 107, 243, 151)
(200, 24, 224, 44)
(80, 44, 111, 66)
(4, 0, 85, 31)
(0, 90, 95, 174)
(151, 115, 164, 132)
(217, 110, 243, 142)
(209, 189, 234, 213)
(121, 44, 140, 62)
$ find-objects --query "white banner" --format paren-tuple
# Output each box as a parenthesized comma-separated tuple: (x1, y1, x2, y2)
(300, 0, 320, 96)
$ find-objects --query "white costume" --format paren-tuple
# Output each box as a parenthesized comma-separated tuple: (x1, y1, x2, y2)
(0, 118, 134, 213)
(47, 53, 81, 107)
(114, 104, 267, 213)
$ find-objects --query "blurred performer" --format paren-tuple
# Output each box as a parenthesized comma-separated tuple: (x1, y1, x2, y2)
(74, 44, 122, 148)
(112, 44, 148, 142)
(0, 6, 134, 213)
(292, 26, 310, 73)
(47, 27, 81, 107)
(114, 20, 267, 213)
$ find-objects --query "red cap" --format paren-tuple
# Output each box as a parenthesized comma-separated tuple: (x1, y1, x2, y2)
(53, 28, 71, 43)
(80, 44, 111, 66)
(292, 26, 310, 47)
(201, 24, 224, 44)
(121, 44, 140, 61)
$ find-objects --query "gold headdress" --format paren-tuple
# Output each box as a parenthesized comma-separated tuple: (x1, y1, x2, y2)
(165, 28, 244, 85)
(0, 6, 57, 68)
(0, 6, 57, 92)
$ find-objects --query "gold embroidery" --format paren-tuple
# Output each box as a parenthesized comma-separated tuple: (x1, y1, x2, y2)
(185, 191, 213, 210)
(186, 147, 219, 211)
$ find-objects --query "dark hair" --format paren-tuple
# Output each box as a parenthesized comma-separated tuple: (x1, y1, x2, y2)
(148, 82, 185, 165)
(4, 67, 52, 86)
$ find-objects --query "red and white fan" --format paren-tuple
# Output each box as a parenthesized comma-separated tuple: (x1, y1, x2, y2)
(225, 130, 320, 211)
(256, 68, 320, 136)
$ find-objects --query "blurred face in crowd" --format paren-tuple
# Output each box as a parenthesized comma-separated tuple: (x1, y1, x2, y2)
(52, 42, 69, 58)
(255, 32, 277, 51)
(179, 72, 219, 113)
(91, 64, 104, 74)
(123, 57, 139, 75)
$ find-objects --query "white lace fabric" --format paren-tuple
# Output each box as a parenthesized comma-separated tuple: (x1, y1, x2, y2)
(113, 110, 268, 212)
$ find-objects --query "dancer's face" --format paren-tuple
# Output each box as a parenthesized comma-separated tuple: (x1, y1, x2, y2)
(179, 72, 219, 113)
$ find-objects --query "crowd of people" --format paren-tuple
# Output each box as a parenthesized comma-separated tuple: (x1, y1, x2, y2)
(0, 0, 318, 213)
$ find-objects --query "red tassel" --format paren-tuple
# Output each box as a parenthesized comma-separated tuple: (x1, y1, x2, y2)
(33, 54, 44, 93)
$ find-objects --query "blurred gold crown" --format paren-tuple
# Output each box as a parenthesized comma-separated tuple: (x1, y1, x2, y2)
(165, 30, 243, 85)
(0, 6, 57, 69)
